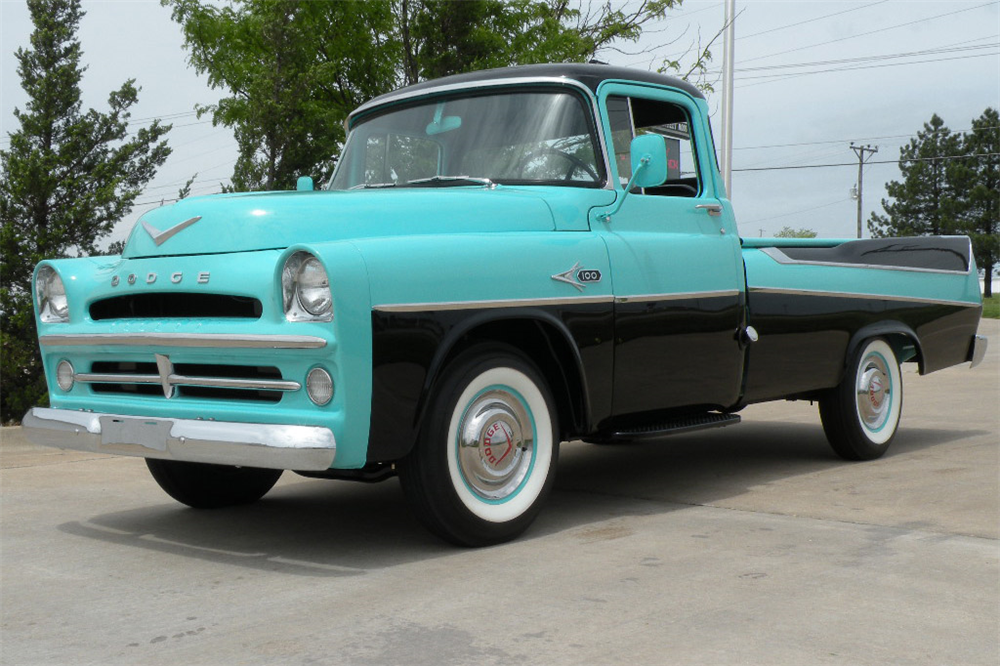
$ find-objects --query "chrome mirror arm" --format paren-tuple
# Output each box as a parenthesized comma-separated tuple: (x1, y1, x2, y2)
(595, 156, 649, 224)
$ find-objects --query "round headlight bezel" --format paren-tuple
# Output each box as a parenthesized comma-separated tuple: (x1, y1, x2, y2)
(282, 251, 333, 322)
(36, 265, 70, 323)
(296, 257, 332, 317)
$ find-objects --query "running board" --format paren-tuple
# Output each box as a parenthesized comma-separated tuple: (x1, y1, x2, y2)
(588, 412, 741, 443)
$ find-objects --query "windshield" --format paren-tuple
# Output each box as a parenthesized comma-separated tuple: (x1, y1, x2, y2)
(329, 89, 605, 190)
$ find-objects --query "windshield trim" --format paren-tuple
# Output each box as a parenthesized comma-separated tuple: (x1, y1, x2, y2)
(341, 77, 614, 192)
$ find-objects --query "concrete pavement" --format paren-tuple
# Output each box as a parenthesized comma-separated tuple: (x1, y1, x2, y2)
(2, 320, 997, 665)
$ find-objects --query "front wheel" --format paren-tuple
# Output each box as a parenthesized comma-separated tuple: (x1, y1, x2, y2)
(146, 459, 283, 509)
(819, 338, 903, 460)
(398, 346, 559, 546)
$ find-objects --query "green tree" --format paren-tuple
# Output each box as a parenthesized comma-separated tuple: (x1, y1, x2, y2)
(868, 114, 963, 239)
(166, 0, 681, 191)
(869, 111, 999, 297)
(0, 0, 171, 422)
(167, 0, 393, 191)
(949, 109, 998, 297)
(774, 226, 817, 239)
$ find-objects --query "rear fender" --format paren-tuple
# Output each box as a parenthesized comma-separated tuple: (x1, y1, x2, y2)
(844, 321, 923, 377)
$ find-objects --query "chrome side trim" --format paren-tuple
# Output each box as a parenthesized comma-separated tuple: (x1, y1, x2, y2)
(40, 333, 327, 349)
(759, 246, 971, 276)
(74, 372, 301, 393)
(21, 407, 336, 471)
(615, 290, 740, 304)
(749, 286, 981, 308)
(345, 77, 614, 191)
(373, 295, 614, 313)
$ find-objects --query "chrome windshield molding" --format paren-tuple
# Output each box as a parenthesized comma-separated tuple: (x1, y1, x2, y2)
(759, 246, 972, 276)
(749, 286, 981, 308)
(74, 372, 301, 393)
(352, 76, 593, 122)
(615, 290, 741, 304)
(39, 333, 327, 349)
(344, 77, 614, 192)
(21, 407, 336, 471)
(374, 294, 614, 313)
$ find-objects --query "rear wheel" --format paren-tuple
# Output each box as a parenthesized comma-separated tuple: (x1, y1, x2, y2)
(146, 459, 283, 509)
(398, 346, 559, 546)
(819, 338, 903, 460)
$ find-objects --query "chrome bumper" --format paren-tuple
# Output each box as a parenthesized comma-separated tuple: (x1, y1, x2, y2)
(21, 407, 336, 471)
(969, 335, 988, 369)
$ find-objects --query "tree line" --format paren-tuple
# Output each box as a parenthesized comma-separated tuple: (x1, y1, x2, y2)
(868, 110, 999, 297)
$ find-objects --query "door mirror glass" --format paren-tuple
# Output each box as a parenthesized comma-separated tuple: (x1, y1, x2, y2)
(630, 134, 668, 189)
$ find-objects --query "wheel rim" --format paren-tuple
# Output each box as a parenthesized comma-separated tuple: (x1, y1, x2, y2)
(456, 386, 535, 502)
(855, 350, 892, 433)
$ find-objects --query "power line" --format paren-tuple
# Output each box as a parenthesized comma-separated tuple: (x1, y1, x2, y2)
(741, 197, 850, 226)
(737, 50, 999, 88)
(732, 42, 997, 75)
(739, 2, 995, 65)
(734, 152, 1000, 173)
(734, 126, 1000, 153)
(738, 1, 889, 41)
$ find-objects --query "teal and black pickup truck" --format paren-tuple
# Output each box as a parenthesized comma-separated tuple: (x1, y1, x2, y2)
(24, 64, 987, 546)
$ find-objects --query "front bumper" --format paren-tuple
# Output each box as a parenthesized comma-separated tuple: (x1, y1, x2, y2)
(22, 407, 336, 471)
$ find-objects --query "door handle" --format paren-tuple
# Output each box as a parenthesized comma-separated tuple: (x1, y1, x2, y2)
(695, 204, 723, 217)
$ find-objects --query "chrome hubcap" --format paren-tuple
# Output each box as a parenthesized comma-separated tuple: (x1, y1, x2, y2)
(856, 354, 891, 431)
(457, 388, 534, 501)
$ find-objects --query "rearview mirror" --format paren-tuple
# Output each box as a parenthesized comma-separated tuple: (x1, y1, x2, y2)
(426, 102, 462, 136)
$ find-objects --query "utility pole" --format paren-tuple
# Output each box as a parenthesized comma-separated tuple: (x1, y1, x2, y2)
(720, 0, 736, 199)
(851, 143, 878, 238)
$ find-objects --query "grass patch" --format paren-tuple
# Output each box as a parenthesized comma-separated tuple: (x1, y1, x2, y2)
(984, 294, 999, 319)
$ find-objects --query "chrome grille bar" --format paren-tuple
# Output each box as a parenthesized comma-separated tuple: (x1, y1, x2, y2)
(40, 333, 327, 349)
(75, 372, 301, 393)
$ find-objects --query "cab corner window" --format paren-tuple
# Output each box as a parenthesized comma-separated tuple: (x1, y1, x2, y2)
(606, 95, 701, 198)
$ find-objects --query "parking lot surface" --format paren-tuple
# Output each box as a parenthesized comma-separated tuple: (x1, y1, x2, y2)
(2, 320, 997, 665)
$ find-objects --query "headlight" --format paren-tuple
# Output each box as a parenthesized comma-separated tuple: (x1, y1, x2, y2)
(36, 265, 70, 323)
(282, 252, 333, 321)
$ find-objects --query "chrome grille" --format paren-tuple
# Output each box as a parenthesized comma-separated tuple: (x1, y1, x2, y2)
(82, 359, 297, 403)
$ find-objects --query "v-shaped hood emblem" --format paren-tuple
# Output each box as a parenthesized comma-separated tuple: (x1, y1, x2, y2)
(141, 216, 202, 246)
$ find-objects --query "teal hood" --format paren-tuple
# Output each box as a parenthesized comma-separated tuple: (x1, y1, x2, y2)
(124, 187, 561, 258)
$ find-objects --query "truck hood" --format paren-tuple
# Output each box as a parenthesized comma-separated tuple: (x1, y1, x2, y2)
(123, 187, 558, 258)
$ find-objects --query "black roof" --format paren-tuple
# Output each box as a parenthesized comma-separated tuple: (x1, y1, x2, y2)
(353, 63, 704, 120)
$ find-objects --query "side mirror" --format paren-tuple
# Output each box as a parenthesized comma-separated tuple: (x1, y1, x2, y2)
(594, 134, 669, 224)
(629, 134, 668, 189)
(296, 176, 314, 191)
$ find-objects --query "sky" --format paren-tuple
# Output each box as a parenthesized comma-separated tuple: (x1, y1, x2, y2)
(1, 0, 998, 246)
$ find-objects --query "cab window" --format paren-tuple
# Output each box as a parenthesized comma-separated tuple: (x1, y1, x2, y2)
(606, 95, 701, 197)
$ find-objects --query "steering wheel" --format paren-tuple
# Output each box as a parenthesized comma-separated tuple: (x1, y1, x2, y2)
(516, 147, 600, 182)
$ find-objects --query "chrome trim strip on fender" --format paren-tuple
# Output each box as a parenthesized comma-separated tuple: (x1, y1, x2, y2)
(749, 286, 981, 308)
(759, 246, 971, 276)
(615, 290, 741, 304)
(40, 333, 328, 349)
(21, 407, 336, 471)
(373, 295, 615, 313)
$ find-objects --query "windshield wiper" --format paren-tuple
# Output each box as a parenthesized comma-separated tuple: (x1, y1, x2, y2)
(349, 182, 397, 190)
(405, 175, 495, 189)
